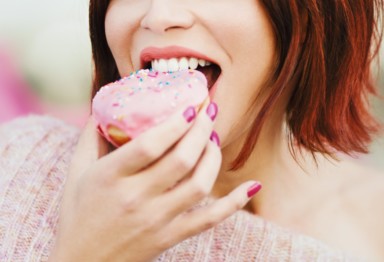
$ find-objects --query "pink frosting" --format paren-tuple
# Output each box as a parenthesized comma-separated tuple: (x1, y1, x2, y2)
(92, 69, 208, 146)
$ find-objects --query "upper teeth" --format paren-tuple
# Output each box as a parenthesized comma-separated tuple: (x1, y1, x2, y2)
(151, 57, 211, 73)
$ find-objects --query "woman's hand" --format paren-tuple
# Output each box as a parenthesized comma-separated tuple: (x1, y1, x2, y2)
(49, 102, 261, 262)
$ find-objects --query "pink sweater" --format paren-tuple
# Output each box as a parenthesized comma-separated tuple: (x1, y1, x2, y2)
(0, 116, 354, 261)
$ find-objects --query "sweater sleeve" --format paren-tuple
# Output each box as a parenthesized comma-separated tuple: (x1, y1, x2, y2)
(0, 115, 80, 262)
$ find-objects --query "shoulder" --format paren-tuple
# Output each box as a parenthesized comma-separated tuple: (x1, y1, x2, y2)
(346, 163, 384, 223)
(0, 114, 81, 171)
(339, 160, 384, 207)
(338, 160, 384, 258)
(0, 114, 80, 150)
(0, 114, 80, 140)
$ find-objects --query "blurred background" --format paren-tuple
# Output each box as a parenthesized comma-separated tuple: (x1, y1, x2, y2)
(0, 0, 91, 126)
(0, 0, 383, 169)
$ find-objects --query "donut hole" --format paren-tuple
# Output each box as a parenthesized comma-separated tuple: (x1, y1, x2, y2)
(107, 125, 131, 147)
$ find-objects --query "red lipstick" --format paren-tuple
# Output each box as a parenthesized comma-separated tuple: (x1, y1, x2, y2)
(140, 46, 221, 99)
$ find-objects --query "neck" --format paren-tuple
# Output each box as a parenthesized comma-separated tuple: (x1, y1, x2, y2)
(213, 114, 324, 219)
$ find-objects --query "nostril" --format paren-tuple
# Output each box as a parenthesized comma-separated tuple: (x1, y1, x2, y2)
(140, 4, 194, 34)
(165, 26, 184, 32)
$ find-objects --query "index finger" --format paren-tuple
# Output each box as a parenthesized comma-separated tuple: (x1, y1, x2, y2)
(68, 116, 110, 182)
(101, 102, 207, 175)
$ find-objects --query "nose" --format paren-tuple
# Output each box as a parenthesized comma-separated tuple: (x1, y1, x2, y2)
(140, 0, 194, 34)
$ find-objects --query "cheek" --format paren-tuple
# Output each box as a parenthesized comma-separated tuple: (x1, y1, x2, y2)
(105, 4, 143, 74)
(212, 22, 276, 144)
(228, 10, 276, 80)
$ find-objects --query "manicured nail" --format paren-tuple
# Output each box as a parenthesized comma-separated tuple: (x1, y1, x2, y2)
(206, 102, 218, 121)
(210, 131, 221, 147)
(183, 106, 196, 123)
(247, 182, 262, 198)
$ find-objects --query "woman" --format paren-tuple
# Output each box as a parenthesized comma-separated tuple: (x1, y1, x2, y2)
(1, 0, 383, 261)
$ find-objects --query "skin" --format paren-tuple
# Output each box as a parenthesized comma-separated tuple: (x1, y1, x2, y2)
(51, 0, 384, 260)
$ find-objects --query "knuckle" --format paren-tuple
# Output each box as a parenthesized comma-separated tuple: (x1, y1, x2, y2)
(136, 140, 158, 160)
(188, 179, 210, 199)
(173, 153, 196, 172)
(141, 215, 159, 230)
(229, 198, 244, 212)
(234, 203, 243, 212)
(150, 212, 166, 228)
(119, 195, 140, 214)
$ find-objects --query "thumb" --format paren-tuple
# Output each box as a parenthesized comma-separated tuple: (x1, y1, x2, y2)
(68, 116, 110, 180)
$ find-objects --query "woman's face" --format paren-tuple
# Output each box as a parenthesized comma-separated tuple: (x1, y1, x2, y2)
(105, 0, 276, 147)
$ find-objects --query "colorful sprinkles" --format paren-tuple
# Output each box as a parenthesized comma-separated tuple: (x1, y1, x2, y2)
(93, 69, 207, 126)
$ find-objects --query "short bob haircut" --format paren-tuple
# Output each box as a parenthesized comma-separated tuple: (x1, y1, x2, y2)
(89, 0, 383, 170)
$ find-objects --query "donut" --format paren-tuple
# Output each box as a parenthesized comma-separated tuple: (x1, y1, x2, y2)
(92, 69, 209, 147)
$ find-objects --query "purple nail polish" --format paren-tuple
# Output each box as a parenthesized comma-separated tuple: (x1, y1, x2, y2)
(210, 131, 221, 147)
(183, 106, 196, 123)
(247, 183, 262, 198)
(206, 102, 218, 121)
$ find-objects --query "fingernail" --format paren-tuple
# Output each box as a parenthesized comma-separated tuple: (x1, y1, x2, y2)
(183, 106, 196, 123)
(247, 182, 262, 198)
(206, 102, 218, 121)
(210, 131, 221, 147)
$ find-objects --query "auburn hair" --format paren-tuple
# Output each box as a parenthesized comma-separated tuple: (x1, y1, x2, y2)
(89, 0, 383, 170)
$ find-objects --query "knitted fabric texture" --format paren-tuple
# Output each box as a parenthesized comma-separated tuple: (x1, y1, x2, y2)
(0, 115, 356, 261)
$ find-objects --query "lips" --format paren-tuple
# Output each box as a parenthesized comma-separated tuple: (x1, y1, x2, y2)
(140, 46, 222, 91)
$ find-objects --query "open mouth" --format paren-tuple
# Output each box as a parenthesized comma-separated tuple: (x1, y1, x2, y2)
(143, 57, 221, 90)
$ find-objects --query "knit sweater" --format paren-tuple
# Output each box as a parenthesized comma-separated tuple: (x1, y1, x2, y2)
(0, 115, 355, 261)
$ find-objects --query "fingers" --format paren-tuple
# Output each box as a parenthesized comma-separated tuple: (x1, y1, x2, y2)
(137, 102, 219, 193)
(68, 116, 110, 181)
(166, 181, 262, 245)
(100, 105, 199, 174)
(154, 141, 221, 213)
